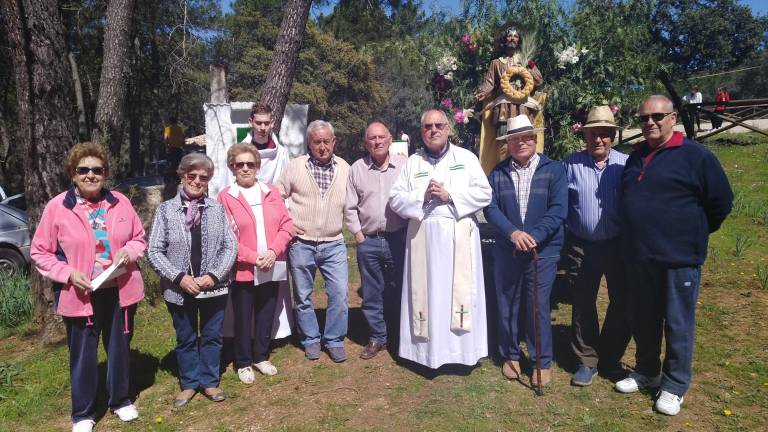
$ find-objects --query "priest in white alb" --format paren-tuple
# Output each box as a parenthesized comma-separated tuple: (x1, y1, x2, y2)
(389, 109, 492, 369)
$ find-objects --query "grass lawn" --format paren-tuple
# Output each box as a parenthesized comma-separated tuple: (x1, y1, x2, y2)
(1, 135, 767, 431)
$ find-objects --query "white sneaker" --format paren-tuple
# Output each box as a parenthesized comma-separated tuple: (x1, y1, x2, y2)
(72, 419, 95, 432)
(655, 390, 684, 415)
(253, 360, 278, 376)
(237, 366, 255, 384)
(113, 403, 139, 422)
(615, 372, 661, 393)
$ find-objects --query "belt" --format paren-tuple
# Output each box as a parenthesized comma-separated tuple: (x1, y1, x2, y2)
(365, 231, 388, 238)
(364, 228, 405, 238)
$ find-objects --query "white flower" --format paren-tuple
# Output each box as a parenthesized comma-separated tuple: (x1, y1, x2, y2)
(581, 48, 589, 54)
(556, 45, 583, 68)
(435, 55, 458, 75)
(444, 72, 454, 81)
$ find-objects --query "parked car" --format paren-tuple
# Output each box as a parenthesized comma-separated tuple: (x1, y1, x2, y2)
(0, 202, 30, 274)
(1, 193, 26, 211)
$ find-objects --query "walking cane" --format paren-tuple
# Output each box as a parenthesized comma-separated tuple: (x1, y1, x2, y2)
(531, 247, 544, 396)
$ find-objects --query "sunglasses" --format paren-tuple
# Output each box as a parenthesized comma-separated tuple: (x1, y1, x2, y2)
(75, 166, 105, 176)
(233, 161, 258, 169)
(422, 123, 449, 131)
(637, 112, 674, 122)
(185, 173, 210, 183)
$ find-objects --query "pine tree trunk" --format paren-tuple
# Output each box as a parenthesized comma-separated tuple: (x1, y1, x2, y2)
(91, 0, 137, 167)
(1, 0, 78, 343)
(258, 0, 312, 132)
(69, 53, 90, 141)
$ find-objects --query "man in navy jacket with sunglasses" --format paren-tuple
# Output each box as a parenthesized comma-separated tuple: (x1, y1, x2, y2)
(616, 95, 732, 416)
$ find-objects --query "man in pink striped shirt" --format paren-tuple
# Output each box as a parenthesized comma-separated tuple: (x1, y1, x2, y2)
(345, 122, 407, 359)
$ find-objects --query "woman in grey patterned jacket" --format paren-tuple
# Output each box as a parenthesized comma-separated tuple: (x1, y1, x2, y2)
(147, 153, 237, 407)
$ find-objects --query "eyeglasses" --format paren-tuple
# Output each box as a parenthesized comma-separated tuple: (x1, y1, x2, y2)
(233, 161, 258, 169)
(75, 166, 105, 176)
(185, 173, 210, 183)
(508, 135, 537, 144)
(637, 112, 674, 123)
(422, 123, 449, 131)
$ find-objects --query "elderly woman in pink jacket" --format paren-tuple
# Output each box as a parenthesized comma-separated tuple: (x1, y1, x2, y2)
(30, 142, 146, 432)
(218, 143, 293, 384)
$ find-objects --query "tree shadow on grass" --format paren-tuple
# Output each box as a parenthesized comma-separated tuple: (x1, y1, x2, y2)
(92, 348, 159, 422)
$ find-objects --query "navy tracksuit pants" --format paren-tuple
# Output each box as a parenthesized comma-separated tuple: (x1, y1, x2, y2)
(628, 261, 701, 396)
(64, 287, 136, 422)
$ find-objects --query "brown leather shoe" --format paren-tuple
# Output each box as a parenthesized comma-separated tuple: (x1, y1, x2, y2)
(530, 368, 552, 387)
(360, 341, 386, 360)
(502, 360, 521, 380)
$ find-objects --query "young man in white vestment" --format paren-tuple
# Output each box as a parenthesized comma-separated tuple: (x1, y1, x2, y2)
(389, 109, 492, 369)
(241, 103, 293, 339)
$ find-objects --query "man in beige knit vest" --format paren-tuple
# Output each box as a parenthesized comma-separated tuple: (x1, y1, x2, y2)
(276, 120, 351, 362)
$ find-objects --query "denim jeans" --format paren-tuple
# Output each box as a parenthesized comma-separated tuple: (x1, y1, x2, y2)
(166, 294, 227, 390)
(494, 251, 557, 369)
(628, 262, 701, 396)
(356, 230, 405, 344)
(289, 238, 349, 348)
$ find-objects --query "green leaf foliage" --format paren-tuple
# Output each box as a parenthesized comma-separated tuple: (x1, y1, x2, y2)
(225, 1, 387, 161)
(651, 0, 768, 76)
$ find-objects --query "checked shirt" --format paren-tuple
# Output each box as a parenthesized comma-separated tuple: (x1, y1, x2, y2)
(307, 156, 336, 196)
(507, 153, 540, 223)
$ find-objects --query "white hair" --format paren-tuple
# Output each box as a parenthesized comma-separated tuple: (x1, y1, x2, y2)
(177, 152, 214, 177)
(306, 120, 335, 141)
(420, 109, 449, 125)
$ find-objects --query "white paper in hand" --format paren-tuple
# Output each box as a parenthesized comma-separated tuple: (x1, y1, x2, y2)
(255, 261, 287, 285)
(91, 256, 127, 290)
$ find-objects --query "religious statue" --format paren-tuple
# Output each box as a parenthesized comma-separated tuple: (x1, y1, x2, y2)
(475, 27, 545, 174)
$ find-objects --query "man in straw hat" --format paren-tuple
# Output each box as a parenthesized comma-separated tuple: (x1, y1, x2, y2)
(484, 114, 567, 387)
(562, 105, 631, 387)
(616, 95, 732, 415)
(389, 109, 492, 369)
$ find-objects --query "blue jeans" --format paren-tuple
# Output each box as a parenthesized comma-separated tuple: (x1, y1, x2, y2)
(289, 238, 349, 348)
(628, 262, 701, 396)
(494, 250, 557, 369)
(356, 231, 405, 344)
(166, 294, 227, 390)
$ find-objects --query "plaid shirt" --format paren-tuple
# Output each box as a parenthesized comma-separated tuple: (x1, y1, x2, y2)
(307, 156, 336, 196)
(508, 153, 540, 223)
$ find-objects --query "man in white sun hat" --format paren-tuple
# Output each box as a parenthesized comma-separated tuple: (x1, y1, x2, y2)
(484, 114, 567, 387)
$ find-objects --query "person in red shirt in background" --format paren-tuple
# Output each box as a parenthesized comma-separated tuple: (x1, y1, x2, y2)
(712, 86, 731, 130)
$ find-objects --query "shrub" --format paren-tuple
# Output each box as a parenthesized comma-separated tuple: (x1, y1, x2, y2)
(757, 263, 768, 290)
(0, 274, 34, 329)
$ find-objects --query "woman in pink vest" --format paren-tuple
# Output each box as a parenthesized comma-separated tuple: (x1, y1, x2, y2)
(30, 142, 146, 432)
(218, 143, 293, 384)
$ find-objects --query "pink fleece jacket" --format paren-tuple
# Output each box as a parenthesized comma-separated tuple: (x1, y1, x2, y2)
(30, 189, 146, 317)
(218, 182, 293, 282)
